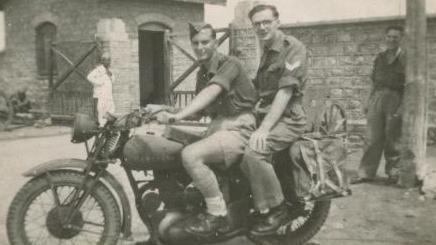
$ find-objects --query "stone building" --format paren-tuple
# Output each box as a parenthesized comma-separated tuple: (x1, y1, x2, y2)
(0, 0, 225, 116)
(1, 0, 435, 129)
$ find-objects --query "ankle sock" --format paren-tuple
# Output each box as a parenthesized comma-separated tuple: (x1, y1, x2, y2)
(259, 208, 270, 214)
(205, 195, 227, 216)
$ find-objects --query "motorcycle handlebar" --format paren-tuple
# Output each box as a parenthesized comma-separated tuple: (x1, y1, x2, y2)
(142, 108, 176, 124)
(146, 115, 175, 124)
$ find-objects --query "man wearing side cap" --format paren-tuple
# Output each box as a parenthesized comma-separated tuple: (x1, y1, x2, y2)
(157, 23, 257, 236)
(240, 4, 309, 236)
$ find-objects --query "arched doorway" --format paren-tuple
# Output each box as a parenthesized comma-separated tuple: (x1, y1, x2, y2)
(138, 22, 171, 106)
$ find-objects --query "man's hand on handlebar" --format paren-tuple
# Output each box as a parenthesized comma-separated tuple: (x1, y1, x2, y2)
(156, 111, 177, 124)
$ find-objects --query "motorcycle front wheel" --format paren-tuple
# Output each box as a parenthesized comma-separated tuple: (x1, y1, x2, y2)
(7, 170, 121, 245)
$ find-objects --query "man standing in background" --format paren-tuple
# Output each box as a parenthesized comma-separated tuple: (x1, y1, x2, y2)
(87, 52, 115, 125)
(352, 26, 406, 185)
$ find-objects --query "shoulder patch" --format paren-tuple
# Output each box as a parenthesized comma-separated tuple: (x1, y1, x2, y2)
(285, 61, 301, 72)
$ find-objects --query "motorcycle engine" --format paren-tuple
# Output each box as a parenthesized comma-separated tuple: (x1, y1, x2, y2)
(139, 171, 204, 215)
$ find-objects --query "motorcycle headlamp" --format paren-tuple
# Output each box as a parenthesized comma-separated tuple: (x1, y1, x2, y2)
(71, 113, 98, 143)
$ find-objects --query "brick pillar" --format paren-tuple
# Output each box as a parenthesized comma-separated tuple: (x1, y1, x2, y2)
(96, 18, 139, 114)
(230, 0, 262, 79)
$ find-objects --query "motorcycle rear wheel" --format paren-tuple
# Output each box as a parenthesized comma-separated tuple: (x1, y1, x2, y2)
(248, 200, 331, 245)
(7, 170, 122, 245)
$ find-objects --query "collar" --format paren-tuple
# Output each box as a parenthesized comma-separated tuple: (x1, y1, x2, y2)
(265, 30, 285, 52)
(385, 47, 403, 55)
(384, 47, 403, 64)
(396, 47, 402, 56)
(201, 52, 221, 75)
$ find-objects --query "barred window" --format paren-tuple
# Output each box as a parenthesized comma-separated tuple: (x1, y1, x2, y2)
(35, 22, 57, 76)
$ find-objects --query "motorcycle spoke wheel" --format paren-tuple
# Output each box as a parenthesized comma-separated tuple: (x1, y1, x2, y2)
(7, 171, 121, 245)
(248, 200, 331, 245)
(26, 188, 105, 243)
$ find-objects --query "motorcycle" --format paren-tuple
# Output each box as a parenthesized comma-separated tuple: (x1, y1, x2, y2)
(6, 104, 351, 245)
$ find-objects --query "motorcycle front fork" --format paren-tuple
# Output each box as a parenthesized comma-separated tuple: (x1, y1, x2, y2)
(45, 166, 104, 225)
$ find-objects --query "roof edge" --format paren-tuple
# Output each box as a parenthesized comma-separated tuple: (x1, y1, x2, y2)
(281, 14, 436, 29)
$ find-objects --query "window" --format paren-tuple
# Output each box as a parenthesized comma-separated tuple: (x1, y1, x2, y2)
(35, 22, 57, 76)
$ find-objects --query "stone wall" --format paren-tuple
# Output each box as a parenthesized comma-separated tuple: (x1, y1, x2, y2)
(280, 16, 436, 126)
(2, 0, 435, 125)
(0, 0, 204, 113)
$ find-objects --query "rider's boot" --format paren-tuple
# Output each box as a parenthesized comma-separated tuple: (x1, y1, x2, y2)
(250, 202, 290, 236)
(185, 212, 230, 237)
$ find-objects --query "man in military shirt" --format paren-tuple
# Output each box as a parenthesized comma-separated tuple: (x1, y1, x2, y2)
(352, 26, 406, 185)
(240, 4, 308, 236)
(157, 23, 257, 236)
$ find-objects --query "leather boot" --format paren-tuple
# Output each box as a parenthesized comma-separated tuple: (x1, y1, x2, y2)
(250, 202, 290, 236)
(185, 212, 229, 237)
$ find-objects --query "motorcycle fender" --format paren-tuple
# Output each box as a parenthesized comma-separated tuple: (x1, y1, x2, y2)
(22, 158, 132, 238)
(23, 158, 89, 177)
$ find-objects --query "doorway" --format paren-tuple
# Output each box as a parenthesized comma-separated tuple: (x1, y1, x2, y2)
(138, 24, 170, 106)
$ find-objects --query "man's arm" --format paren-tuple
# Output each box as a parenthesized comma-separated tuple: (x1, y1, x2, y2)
(87, 66, 104, 86)
(369, 55, 379, 96)
(157, 57, 241, 123)
(173, 84, 223, 121)
(175, 57, 242, 120)
(250, 39, 307, 152)
(364, 55, 379, 114)
(258, 87, 293, 132)
(249, 87, 292, 151)
(260, 40, 306, 131)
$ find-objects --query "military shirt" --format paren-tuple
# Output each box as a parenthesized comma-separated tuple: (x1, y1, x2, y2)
(196, 52, 257, 118)
(254, 30, 308, 124)
(372, 48, 406, 92)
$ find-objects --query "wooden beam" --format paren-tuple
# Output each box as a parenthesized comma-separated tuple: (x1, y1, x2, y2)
(48, 43, 54, 90)
(51, 46, 90, 81)
(168, 38, 197, 62)
(169, 62, 199, 91)
(52, 44, 97, 91)
(399, 0, 428, 187)
(216, 30, 230, 46)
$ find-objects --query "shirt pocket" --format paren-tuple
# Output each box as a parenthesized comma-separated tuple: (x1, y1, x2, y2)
(262, 63, 282, 89)
(266, 62, 283, 76)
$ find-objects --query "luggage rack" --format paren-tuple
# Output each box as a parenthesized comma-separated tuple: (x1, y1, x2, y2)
(299, 101, 352, 201)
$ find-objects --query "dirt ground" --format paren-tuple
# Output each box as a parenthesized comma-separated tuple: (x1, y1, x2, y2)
(311, 148, 436, 245)
(1, 125, 435, 245)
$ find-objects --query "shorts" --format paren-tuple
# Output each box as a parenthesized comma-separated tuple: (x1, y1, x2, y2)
(205, 112, 256, 167)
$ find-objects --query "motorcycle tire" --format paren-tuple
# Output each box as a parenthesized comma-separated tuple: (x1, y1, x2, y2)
(7, 170, 122, 245)
(248, 200, 331, 245)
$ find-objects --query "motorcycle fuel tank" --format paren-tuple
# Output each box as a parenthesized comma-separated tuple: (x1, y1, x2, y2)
(123, 135, 184, 170)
